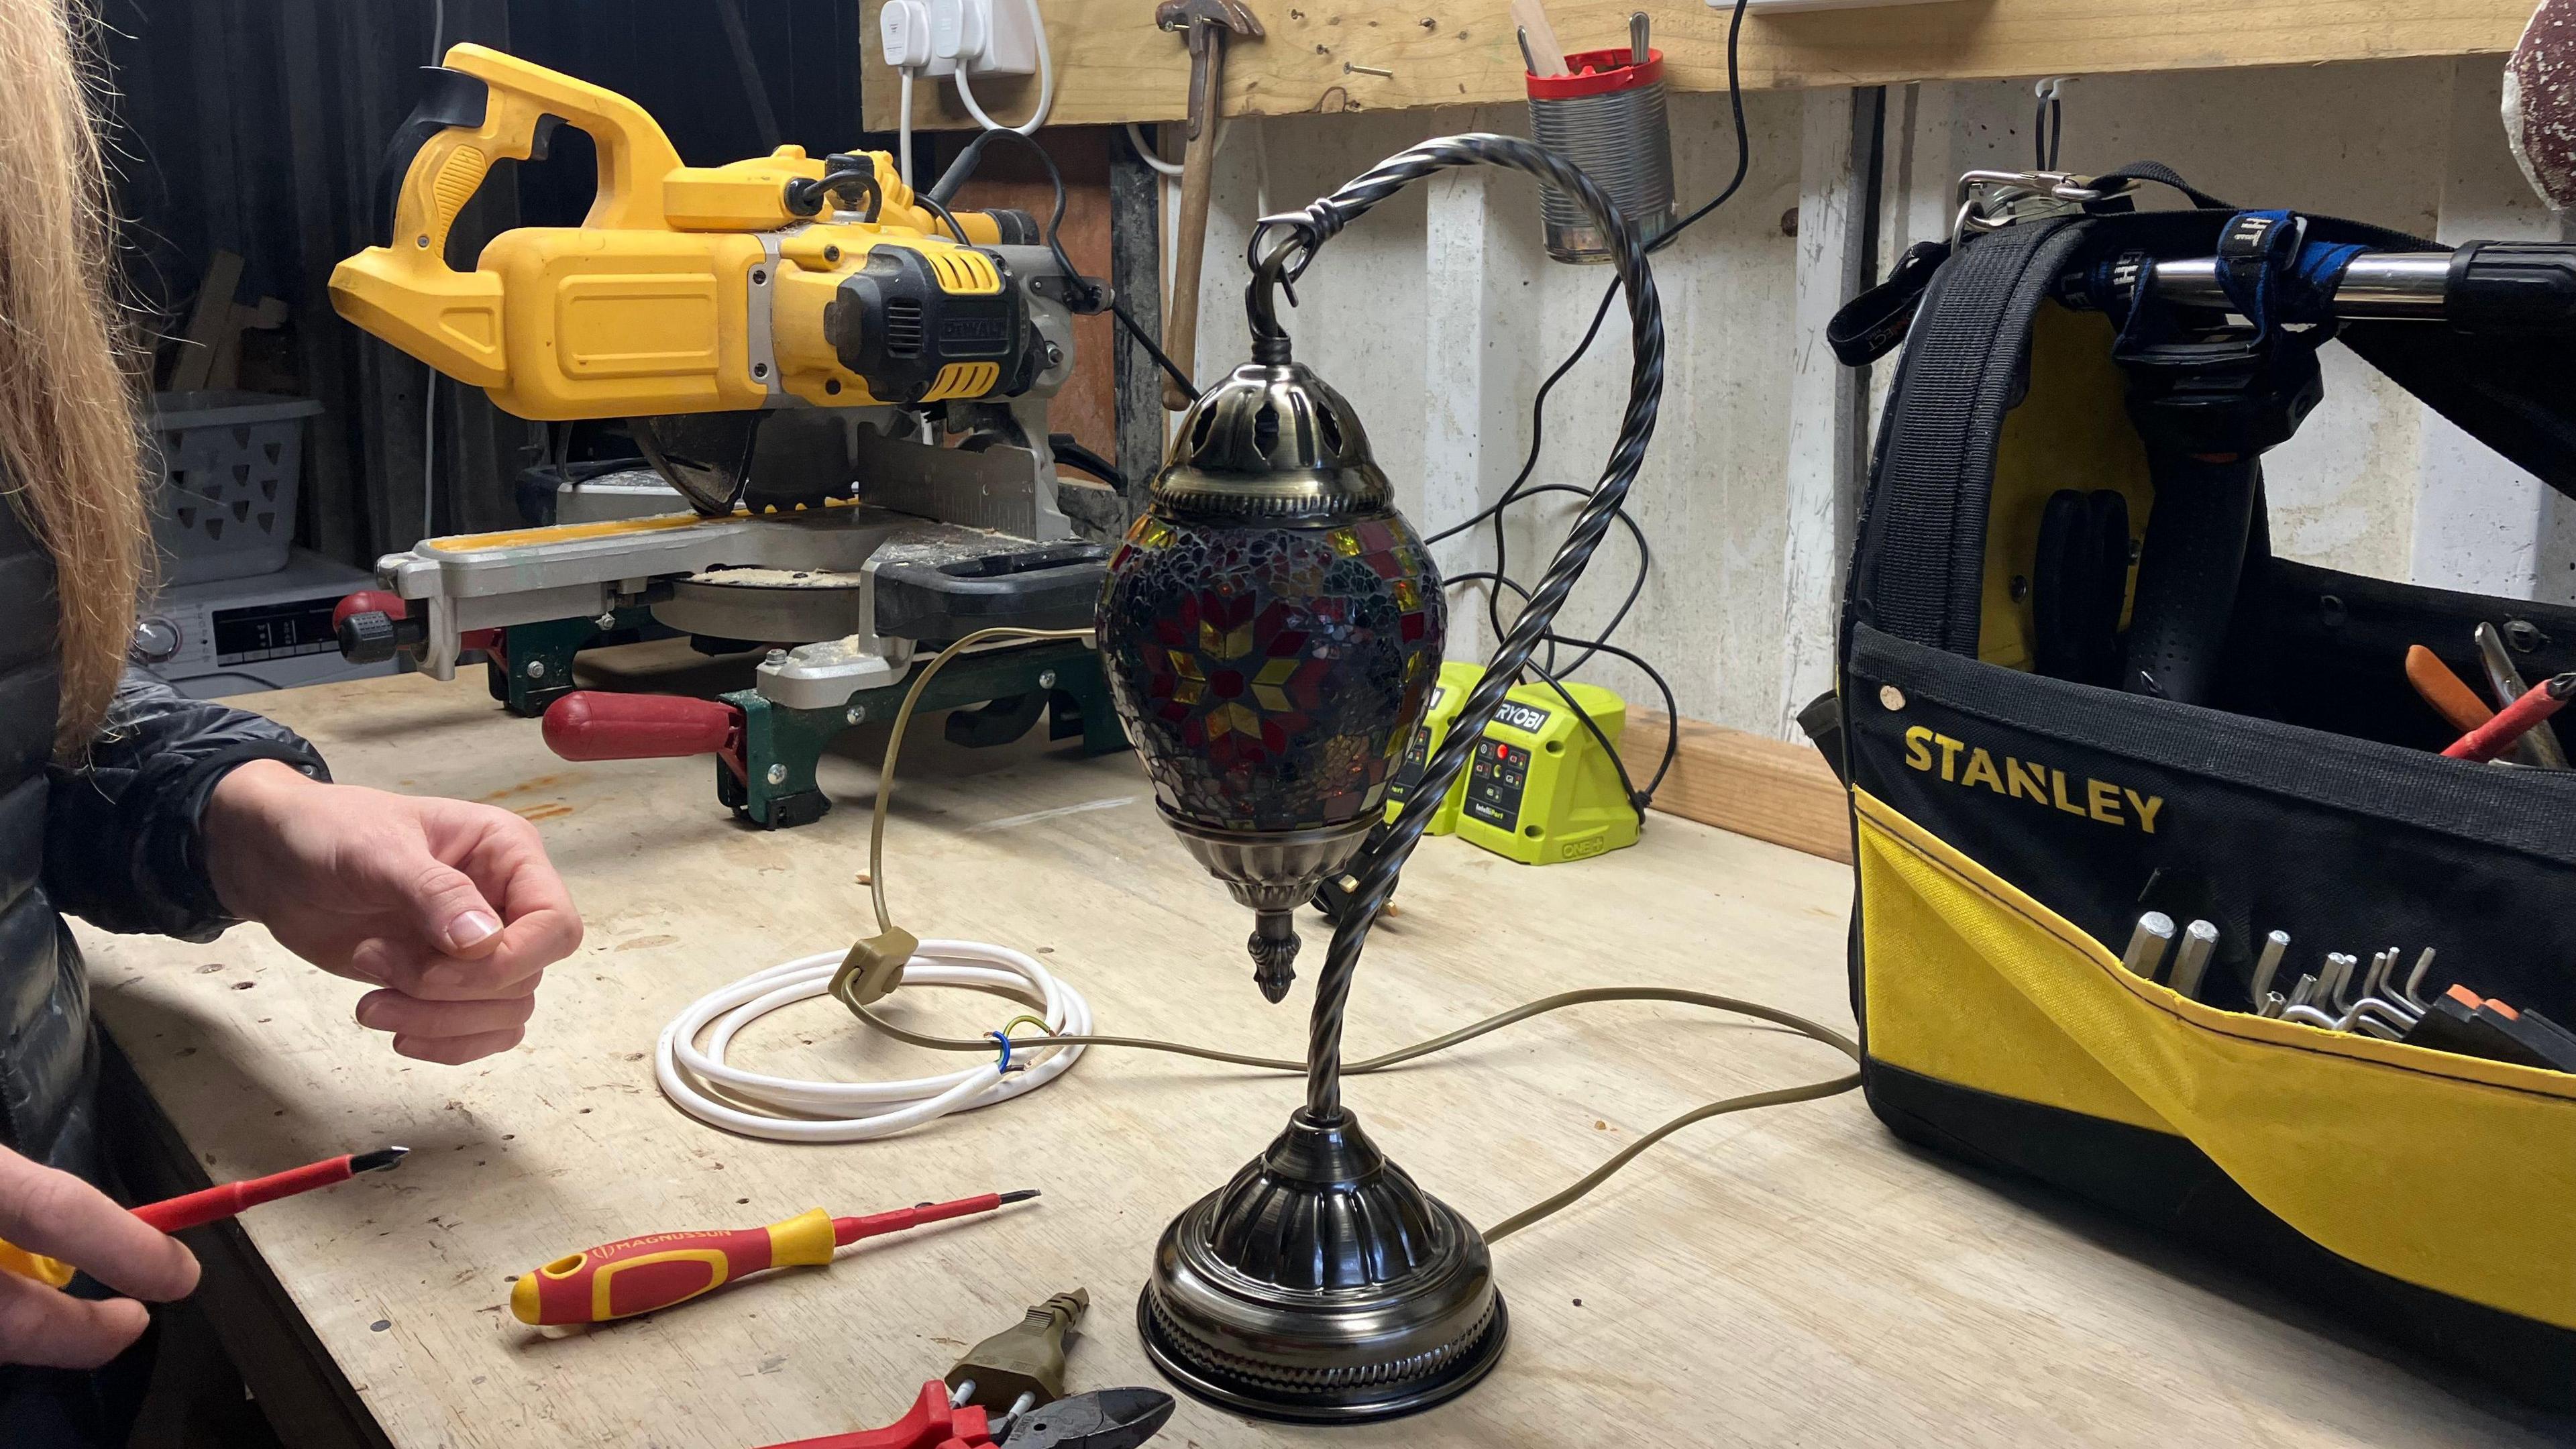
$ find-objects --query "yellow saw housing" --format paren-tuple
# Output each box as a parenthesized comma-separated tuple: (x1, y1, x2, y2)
(331, 44, 1033, 421)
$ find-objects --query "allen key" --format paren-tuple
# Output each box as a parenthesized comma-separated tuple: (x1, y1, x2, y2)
(2122, 912, 2177, 979)
(2169, 920, 2219, 1000)
(2251, 930, 2290, 1014)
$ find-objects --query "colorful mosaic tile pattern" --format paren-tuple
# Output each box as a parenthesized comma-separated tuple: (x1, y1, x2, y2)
(1099, 511, 1446, 831)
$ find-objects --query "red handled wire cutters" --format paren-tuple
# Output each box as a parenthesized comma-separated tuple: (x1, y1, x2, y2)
(754, 1382, 1173, 1449)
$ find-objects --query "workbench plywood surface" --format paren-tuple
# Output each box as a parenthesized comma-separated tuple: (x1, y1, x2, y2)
(862, 0, 2538, 131)
(82, 663, 2565, 1447)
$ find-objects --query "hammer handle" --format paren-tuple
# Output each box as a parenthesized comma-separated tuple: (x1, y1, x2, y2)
(1161, 49, 1226, 410)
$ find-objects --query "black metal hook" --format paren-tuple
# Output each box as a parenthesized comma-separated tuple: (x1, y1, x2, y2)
(1245, 231, 1313, 364)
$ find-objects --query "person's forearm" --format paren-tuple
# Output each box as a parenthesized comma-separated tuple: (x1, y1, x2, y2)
(42, 672, 328, 938)
(204, 758, 325, 924)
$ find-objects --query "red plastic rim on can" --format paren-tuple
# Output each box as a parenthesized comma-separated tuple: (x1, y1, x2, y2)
(1525, 46, 1662, 98)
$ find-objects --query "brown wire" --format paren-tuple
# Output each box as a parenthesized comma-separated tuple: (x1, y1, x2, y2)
(852, 632, 1864, 1242)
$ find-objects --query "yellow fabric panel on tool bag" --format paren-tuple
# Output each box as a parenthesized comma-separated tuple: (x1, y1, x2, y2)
(1856, 789, 2576, 1331)
(1831, 200, 2576, 1404)
(1976, 305, 2153, 672)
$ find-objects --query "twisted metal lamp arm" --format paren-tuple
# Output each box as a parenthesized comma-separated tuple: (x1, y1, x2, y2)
(1242, 133, 1668, 1121)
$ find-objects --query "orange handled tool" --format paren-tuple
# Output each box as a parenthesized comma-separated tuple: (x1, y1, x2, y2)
(2405, 645, 2494, 733)
(0, 1146, 409, 1288)
(511, 1189, 1037, 1326)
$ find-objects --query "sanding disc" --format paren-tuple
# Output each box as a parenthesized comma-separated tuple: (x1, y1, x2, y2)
(2507, 0, 2576, 211)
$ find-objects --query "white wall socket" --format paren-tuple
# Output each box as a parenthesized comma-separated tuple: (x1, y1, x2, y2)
(924, 0, 1037, 78)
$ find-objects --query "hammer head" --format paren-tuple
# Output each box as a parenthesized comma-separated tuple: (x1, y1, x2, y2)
(1156, 0, 1263, 38)
(2507, 0, 2575, 209)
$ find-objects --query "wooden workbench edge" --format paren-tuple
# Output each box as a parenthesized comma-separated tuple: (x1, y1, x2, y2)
(1620, 708, 1853, 865)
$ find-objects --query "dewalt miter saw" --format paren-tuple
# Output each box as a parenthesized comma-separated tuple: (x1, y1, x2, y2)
(328, 45, 1127, 826)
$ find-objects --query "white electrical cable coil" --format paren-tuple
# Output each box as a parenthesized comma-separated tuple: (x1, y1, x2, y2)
(656, 939, 1089, 1143)
(1126, 122, 1185, 177)
(953, 0, 1055, 134)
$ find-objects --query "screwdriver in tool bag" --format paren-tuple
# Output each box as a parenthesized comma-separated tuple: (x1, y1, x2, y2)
(0, 1146, 408, 1288)
(510, 1189, 1038, 1326)
(2443, 672, 2576, 763)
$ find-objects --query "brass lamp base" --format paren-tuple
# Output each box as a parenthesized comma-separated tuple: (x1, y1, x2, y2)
(1138, 1109, 1507, 1424)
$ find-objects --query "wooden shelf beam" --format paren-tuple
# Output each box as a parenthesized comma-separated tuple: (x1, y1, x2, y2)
(865, 0, 2535, 132)
(1619, 710, 1854, 865)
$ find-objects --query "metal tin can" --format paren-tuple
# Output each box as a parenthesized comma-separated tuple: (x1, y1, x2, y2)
(1525, 47, 1676, 263)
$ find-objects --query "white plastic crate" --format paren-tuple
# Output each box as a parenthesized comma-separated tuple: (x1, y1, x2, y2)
(147, 390, 323, 585)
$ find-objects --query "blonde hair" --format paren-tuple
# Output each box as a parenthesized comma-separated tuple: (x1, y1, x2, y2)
(0, 0, 147, 761)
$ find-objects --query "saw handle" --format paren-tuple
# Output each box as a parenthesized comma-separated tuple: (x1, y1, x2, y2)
(337, 45, 689, 386)
(384, 44, 684, 266)
(542, 692, 741, 761)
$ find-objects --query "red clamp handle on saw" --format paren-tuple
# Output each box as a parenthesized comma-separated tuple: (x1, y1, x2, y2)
(757, 1381, 994, 1449)
(542, 691, 745, 778)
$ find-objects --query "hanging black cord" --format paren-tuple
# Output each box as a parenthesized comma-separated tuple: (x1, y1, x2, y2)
(1481, 483, 1654, 674)
(1112, 301, 1200, 399)
(925, 129, 1085, 301)
(916, 193, 969, 243)
(1443, 570, 1662, 820)
(920, 129, 1200, 400)
(1426, 0, 1750, 767)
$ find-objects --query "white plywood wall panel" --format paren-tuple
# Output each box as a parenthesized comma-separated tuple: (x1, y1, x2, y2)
(1191, 89, 1811, 735)
(1167, 56, 2558, 744)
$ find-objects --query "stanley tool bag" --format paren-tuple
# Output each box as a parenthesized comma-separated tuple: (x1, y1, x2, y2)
(1823, 168, 2576, 1404)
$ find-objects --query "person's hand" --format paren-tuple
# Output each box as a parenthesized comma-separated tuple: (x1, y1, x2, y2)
(0, 1146, 197, 1368)
(203, 761, 583, 1063)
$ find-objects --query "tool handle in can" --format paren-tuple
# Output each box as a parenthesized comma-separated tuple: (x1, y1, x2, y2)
(510, 1207, 837, 1325)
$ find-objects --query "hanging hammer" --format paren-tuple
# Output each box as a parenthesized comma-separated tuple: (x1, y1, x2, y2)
(1154, 0, 1262, 410)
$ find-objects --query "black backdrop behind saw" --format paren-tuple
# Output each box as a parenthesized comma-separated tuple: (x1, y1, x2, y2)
(97, 0, 869, 565)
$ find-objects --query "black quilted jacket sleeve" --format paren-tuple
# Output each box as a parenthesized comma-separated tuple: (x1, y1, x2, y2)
(42, 670, 330, 941)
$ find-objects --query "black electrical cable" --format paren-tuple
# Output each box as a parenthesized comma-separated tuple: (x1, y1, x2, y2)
(919, 129, 1201, 400)
(1112, 299, 1199, 399)
(1047, 435, 1124, 489)
(1477, 482, 1653, 675)
(924, 127, 1087, 311)
(916, 193, 969, 244)
(1546, 634, 1682, 801)
(1442, 570, 1678, 819)
(1430, 0, 1752, 761)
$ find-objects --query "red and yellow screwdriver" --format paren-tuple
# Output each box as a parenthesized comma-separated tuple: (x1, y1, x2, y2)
(0, 1146, 409, 1287)
(509, 1188, 1039, 1326)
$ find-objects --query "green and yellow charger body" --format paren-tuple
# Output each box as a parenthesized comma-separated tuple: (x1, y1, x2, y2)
(1385, 662, 1485, 835)
(1455, 679, 1640, 865)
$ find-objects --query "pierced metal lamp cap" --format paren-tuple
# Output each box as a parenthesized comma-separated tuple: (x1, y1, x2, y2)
(1152, 362, 1393, 520)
